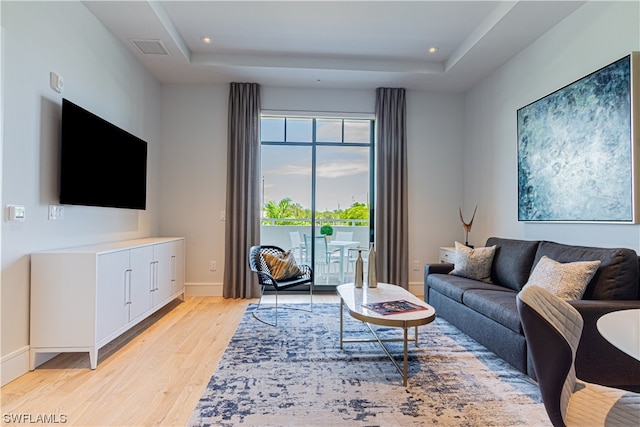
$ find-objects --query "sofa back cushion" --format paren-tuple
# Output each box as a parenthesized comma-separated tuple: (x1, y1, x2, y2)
(533, 241, 639, 300)
(486, 237, 540, 291)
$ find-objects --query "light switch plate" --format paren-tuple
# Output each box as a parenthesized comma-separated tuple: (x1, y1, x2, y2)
(50, 71, 64, 93)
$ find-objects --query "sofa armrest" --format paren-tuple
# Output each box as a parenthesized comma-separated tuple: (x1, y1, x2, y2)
(424, 263, 454, 302)
(569, 300, 640, 391)
(569, 299, 640, 318)
(425, 263, 454, 276)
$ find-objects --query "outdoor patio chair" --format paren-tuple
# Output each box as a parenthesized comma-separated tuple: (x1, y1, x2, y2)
(248, 245, 313, 326)
(304, 234, 341, 284)
(289, 231, 305, 262)
(334, 231, 353, 241)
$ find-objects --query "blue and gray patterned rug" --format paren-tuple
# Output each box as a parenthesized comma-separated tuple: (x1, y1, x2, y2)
(188, 303, 550, 426)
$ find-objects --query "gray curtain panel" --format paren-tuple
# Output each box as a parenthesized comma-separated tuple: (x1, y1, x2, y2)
(223, 83, 262, 298)
(375, 87, 409, 289)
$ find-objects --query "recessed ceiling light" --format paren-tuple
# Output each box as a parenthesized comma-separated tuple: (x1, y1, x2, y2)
(201, 36, 212, 44)
(428, 46, 439, 54)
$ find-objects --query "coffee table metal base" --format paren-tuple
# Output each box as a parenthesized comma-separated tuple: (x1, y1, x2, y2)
(339, 298, 420, 387)
(336, 283, 436, 387)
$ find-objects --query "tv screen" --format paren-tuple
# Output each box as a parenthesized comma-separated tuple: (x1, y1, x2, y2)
(59, 99, 147, 210)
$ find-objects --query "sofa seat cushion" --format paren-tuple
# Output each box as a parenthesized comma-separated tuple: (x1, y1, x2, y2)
(463, 289, 522, 334)
(427, 274, 511, 303)
(534, 241, 640, 300)
(486, 237, 540, 292)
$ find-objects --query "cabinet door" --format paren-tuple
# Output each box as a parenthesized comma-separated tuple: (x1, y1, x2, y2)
(152, 242, 174, 305)
(129, 246, 154, 322)
(97, 251, 130, 343)
(171, 239, 185, 295)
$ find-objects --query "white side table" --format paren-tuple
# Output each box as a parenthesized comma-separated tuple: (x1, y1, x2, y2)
(596, 309, 640, 361)
(439, 246, 455, 263)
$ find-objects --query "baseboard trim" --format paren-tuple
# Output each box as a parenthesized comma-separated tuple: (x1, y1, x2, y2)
(1, 345, 29, 386)
(186, 282, 223, 297)
(408, 282, 424, 298)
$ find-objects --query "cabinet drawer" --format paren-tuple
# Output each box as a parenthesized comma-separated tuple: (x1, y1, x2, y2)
(439, 247, 456, 263)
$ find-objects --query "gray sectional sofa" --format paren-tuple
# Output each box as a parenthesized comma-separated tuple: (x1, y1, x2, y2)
(424, 237, 640, 391)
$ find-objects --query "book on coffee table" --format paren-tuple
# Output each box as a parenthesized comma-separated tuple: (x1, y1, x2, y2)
(362, 299, 429, 316)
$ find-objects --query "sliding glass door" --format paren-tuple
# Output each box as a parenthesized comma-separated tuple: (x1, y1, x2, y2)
(260, 114, 373, 288)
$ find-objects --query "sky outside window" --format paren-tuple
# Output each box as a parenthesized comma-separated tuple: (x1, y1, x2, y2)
(260, 116, 372, 212)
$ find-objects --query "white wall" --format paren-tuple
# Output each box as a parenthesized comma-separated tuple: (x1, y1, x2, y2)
(1, 2, 161, 385)
(159, 86, 464, 293)
(159, 84, 228, 296)
(463, 0, 640, 251)
(407, 91, 465, 273)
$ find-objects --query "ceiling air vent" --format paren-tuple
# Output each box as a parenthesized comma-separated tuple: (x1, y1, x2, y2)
(130, 39, 170, 55)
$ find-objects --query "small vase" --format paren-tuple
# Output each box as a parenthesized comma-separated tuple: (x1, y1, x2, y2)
(367, 243, 377, 288)
(354, 250, 364, 288)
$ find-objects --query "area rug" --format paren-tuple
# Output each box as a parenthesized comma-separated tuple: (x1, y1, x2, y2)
(188, 303, 550, 426)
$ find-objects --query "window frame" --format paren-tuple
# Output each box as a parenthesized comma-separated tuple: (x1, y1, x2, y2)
(260, 110, 376, 246)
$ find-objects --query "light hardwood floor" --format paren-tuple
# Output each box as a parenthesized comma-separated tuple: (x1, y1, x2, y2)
(1, 294, 336, 426)
(1, 297, 252, 426)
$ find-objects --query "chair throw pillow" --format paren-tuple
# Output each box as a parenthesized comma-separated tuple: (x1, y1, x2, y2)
(449, 241, 496, 282)
(262, 251, 303, 281)
(522, 255, 601, 301)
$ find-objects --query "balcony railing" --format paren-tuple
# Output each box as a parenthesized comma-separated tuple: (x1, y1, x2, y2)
(260, 217, 369, 226)
(260, 219, 370, 286)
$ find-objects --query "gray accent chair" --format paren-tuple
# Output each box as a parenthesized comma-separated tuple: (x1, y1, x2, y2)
(517, 286, 639, 426)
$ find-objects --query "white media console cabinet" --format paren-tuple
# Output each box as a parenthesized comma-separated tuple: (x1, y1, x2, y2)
(30, 237, 185, 370)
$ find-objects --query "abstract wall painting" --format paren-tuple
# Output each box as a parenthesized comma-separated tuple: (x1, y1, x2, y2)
(517, 53, 639, 223)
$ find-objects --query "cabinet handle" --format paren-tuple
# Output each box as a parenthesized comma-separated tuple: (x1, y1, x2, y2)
(149, 262, 155, 292)
(171, 256, 176, 282)
(154, 261, 159, 291)
(125, 269, 132, 305)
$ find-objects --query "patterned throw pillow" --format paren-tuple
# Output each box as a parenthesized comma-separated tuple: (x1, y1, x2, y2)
(449, 241, 496, 283)
(262, 251, 303, 281)
(522, 255, 601, 301)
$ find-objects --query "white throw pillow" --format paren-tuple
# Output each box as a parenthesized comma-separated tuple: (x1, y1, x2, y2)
(449, 241, 496, 283)
(522, 255, 601, 301)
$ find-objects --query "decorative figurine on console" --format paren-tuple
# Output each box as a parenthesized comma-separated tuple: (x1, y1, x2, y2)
(459, 205, 477, 248)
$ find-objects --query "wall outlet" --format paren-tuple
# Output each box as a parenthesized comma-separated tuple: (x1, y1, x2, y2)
(413, 260, 420, 271)
(210, 261, 217, 271)
(48, 205, 64, 220)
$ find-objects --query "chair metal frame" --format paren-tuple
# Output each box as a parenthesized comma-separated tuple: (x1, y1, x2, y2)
(248, 245, 313, 326)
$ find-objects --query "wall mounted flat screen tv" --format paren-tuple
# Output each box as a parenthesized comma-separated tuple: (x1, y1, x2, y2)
(60, 98, 147, 210)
